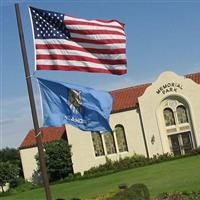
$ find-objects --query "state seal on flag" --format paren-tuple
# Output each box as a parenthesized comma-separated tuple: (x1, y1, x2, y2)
(68, 89, 82, 114)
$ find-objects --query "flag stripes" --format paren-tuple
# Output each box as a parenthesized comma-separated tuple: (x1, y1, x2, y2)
(62, 38, 126, 45)
(36, 55, 126, 65)
(36, 39, 126, 53)
(36, 49, 126, 60)
(70, 33, 125, 40)
(66, 25, 125, 34)
(37, 60, 126, 69)
(37, 65, 126, 75)
(69, 29, 125, 36)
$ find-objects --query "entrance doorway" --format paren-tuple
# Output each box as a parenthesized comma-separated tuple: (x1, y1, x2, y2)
(169, 132, 193, 156)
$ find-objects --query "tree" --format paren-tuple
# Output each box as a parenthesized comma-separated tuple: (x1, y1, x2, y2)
(36, 139, 73, 182)
(0, 147, 23, 177)
(0, 162, 19, 192)
(0, 147, 20, 163)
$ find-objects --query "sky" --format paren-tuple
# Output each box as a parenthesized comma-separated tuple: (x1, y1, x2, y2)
(0, 0, 200, 148)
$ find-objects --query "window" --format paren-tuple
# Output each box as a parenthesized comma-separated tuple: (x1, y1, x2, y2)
(91, 132, 105, 157)
(177, 105, 188, 124)
(163, 108, 175, 126)
(104, 132, 116, 154)
(115, 125, 128, 152)
(161, 98, 194, 156)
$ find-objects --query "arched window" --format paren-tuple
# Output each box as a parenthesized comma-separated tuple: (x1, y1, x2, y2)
(91, 132, 105, 157)
(115, 125, 128, 152)
(163, 108, 175, 126)
(104, 132, 116, 154)
(177, 105, 188, 124)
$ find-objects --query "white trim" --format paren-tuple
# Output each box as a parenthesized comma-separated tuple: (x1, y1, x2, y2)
(28, 7, 37, 71)
(101, 133, 107, 156)
(112, 131, 119, 154)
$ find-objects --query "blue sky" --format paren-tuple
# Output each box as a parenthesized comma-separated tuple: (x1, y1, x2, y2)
(0, 0, 200, 148)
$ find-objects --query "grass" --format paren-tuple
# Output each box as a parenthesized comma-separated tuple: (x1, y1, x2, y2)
(1, 155, 200, 200)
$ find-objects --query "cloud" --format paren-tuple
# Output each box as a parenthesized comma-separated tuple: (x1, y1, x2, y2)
(95, 77, 139, 91)
(1, 94, 42, 148)
(0, 119, 15, 125)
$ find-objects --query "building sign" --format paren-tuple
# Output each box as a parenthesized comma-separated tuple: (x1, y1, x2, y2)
(156, 82, 183, 95)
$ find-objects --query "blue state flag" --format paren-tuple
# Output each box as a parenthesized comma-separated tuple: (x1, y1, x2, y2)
(38, 78, 113, 132)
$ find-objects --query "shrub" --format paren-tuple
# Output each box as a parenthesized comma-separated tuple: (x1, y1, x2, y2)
(182, 191, 200, 200)
(154, 192, 188, 200)
(83, 154, 147, 177)
(73, 172, 81, 178)
(154, 191, 200, 200)
(118, 183, 128, 190)
(82, 148, 200, 180)
(55, 198, 66, 200)
(10, 177, 25, 188)
(108, 183, 150, 200)
(11, 181, 37, 193)
(32, 170, 43, 185)
(189, 147, 200, 155)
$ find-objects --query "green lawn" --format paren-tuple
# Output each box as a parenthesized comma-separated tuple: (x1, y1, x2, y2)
(1, 155, 200, 200)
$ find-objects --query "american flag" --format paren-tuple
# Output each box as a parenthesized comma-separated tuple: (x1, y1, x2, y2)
(29, 7, 127, 75)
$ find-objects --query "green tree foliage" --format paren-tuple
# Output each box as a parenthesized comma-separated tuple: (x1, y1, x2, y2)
(0, 148, 23, 177)
(0, 148, 19, 163)
(36, 139, 73, 182)
(0, 162, 20, 192)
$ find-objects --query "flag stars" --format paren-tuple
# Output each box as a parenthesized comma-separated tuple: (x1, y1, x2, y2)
(31, 7, 70, 39)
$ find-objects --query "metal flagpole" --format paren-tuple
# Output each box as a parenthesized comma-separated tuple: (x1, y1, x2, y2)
(15, 4, 52, 200)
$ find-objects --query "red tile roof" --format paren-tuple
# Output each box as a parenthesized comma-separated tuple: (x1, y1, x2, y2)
(110, 72, 200, 113)
(20, 127, 66, 149)
(185, 72, 200, 84)
(111, 83, 151, 113)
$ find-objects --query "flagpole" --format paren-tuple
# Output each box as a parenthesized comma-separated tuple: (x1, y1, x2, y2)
(15, 4, 52, 200)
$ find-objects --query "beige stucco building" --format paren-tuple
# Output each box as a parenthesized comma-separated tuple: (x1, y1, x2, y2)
(20, 71, 200, 181)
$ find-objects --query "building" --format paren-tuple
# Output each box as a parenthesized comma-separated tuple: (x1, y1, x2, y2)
(20, 71, 200, 181)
